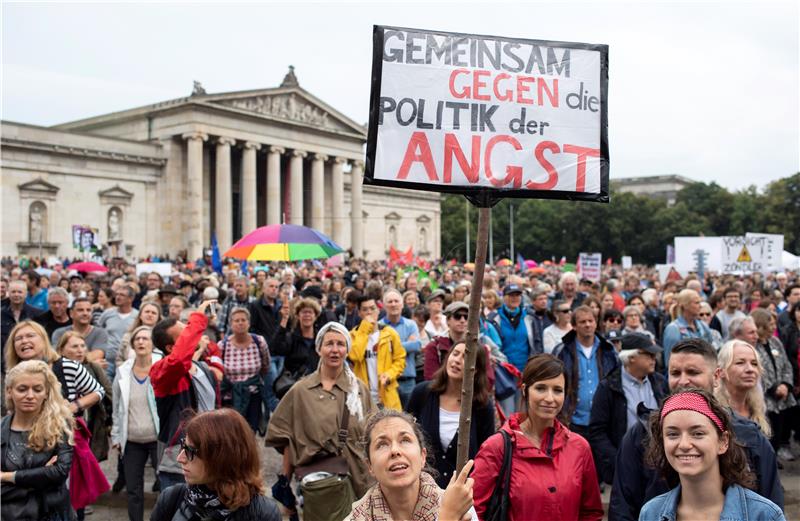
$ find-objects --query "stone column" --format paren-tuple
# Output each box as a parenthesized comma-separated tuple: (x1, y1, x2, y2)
(182, 131, 208, 261)
(215, 136, 236, 252)
(241, 141, 261, 234)
(266, 146, 284, 225)
(331, 157, 346, 246)
(350, 160, 364, 258)
(311, 153, 328, 232)
(289, 150, 307, 225)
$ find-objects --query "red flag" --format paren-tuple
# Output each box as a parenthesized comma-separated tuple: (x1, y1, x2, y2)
(559, 256, 566, 266)
(403, 246, 414, 265)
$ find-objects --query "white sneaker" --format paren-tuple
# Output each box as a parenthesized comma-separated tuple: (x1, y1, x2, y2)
(777, 447, 796, 461)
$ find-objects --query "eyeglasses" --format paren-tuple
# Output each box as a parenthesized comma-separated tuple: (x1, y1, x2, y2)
(605, 317, 622, 324)
(452, 313, 469, 321)
(698, 312, 711, 317)
(180, 438, 199, 461)
(556, 308, 571, 314)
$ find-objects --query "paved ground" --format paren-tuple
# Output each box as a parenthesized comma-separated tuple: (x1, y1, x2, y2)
(89, 436, 800, 520)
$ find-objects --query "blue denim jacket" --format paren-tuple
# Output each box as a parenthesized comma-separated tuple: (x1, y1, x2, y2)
(639, 484, 785, 521)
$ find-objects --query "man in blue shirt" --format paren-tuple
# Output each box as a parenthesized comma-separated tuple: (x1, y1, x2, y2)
(554, 305, 619, 441)
(380, 288, 421, 407)
(22, 269, 48, 311)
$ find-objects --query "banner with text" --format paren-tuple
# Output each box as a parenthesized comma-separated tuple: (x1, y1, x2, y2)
(366, 26, 609, 202)
(578, 252, 602, 281)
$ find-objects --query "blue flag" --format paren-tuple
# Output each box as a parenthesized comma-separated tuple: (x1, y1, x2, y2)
(241, 260, 248, 275)
(517, 252, 526, 272)
(211, 233, 223, 274)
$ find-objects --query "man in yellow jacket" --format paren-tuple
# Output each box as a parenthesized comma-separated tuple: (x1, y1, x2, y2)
(349, 295, 406, 410)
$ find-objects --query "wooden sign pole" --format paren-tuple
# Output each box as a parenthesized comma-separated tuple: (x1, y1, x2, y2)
(455, 205, 490, 473)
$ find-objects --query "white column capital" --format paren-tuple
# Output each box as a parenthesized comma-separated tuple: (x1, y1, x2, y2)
(333, 156, 348, 165)
(291, 149, 307, 158)
(268, 145, 285, 155)
(352, 160, 365, 170)
(216, 136, 236, 147)
(182, 131, 208, 142)
(313, 153, 329, 162)
(243, 141, 262, 150)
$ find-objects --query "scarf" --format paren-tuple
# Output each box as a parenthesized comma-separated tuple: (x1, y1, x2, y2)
(347, 471, 442, 521)
(185, 484, 233, 520)
(315, 321, 365, 422)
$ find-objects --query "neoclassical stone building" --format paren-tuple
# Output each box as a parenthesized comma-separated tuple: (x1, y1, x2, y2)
(1, 68, 441, 260)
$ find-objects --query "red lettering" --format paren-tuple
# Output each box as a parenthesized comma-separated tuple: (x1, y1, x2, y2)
(493, 73, 513, 102)
(538, 78, 559, 107)
(563, 144, 601, 192)
(472, 70, 491, 101)
(484, 135, 522, 188)
(528, 141, 560, 190)
(449, 69, 471, 99)
(516, 76, 534, 105)
(396, 132, 438, 181)
(443, 134, 481, 184)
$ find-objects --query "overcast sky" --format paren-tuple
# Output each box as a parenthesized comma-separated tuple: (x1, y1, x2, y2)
(2, 1, 798, 191)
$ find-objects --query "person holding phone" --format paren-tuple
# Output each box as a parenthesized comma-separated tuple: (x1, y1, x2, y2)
(149, 299, 226, 491)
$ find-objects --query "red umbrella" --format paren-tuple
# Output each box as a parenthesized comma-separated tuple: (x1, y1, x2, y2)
(69, 261, 108, 273)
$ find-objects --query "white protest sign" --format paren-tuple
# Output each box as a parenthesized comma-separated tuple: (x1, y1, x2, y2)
(621, 256, 632, 270)
(720, 236, 772, 274)
(136, 262, 172, 278)
(366, 27, 609, 202)
(578, 252, 602, 281)
(745, 233, 783, 272)
(674, 237, 722, 274)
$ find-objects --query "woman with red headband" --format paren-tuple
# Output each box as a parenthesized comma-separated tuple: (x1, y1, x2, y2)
(642, 389, 785, 520)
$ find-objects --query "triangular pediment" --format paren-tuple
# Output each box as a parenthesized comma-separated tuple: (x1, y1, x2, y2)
(385, 212, 402, 221)
(99, 185, 134, 199)
(19, 177, 59, 194)
(203, 88, 365, 136)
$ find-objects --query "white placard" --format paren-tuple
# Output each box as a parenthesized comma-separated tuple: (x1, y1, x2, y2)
(674, 237, 723, 274)
(136, 262, 172, 277)
(621, 256, 632, 270)
(745, 233, 783, 272)
(578, 252, 602, 281)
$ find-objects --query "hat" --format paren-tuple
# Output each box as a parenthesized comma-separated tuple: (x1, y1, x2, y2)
(300, 285, 323, 300)
(503, 283, 523, 295)
(427, 289, 446, 302)
(159, 285, 179, 296)
(444, 301, 469, 316)
(605, 329, 622, 342)
(620, 332, 662, 354)
(179, 280, 194, 289)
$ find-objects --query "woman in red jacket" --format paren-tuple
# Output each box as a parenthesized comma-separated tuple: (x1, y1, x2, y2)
(472, 353, 603, 521)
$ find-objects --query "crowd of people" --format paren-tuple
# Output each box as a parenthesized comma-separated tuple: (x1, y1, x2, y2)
(1, 254, 798, 520)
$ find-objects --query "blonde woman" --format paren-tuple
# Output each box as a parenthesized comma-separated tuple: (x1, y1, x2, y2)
(715, 339, 771, 436)
(1, 360, 76, 520)
(662, 289, 714, 368)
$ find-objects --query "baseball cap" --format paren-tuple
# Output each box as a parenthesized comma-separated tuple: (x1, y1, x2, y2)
(444, 301, 469, 316)
(620, 332, 662, 354)
(503, 284, 523, 295)
(427, 289, 446, 303)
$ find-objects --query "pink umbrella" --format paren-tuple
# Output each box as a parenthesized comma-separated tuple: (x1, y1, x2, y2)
(68, 261, 108, 273)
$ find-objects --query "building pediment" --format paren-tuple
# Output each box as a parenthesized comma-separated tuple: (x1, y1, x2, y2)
(99, 185, 134, 206)
(204, 89, 364, 136)
(19, 178, 59, 199)
(385, 211, 402, 221)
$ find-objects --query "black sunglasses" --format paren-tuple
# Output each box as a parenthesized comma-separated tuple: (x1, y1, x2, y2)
(556, 308, 572, 314)
(180, 438, 199, 461)
(452, 313, 469, 320)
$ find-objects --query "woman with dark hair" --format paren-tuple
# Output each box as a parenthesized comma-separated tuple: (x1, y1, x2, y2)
(641, 389, 784, 520)
(472, 353, 603, 520)
(115, 301, 162, 367)
(270, 297, 321, 381)
(151, 408, 281, 521)
(346, 408, 476, 521)
(406, 342, 494, 488)
(92, 287, 114, 326)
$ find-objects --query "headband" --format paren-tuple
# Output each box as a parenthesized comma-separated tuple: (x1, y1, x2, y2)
(660, 392, 724, 432)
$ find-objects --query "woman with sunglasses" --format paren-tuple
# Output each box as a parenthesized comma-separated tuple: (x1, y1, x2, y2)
(406, 342, 494, 488)
(543, 300, 572, 354)
(697, 302, 724, 351)
(641, 389, 784, 520)
(151, 408, 280, 521)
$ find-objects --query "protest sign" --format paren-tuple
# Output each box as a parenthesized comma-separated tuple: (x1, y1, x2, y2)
(136, 262, 172, 278)
(720, 235, 772, 274)
(578, 252, 602, 281)
(674, 237, 722, 275)
(745, 233, 783, 272)
(621, 256, 632, 270)
(72, 225, 101, 252)
(366, 26, 609, 203)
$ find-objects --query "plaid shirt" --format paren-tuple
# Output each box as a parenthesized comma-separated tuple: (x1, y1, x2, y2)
(218, 334, 269, 396)
(217, 293, 255, 334)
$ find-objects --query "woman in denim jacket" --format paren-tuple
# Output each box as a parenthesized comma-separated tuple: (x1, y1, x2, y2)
(640, 389, 784, 521)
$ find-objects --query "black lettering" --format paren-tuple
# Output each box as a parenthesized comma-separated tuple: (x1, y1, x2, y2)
(426, 34, 451, 65)
(416, 99, 433, 129)
(478, 39, 501, 70)
(509, 108, 526, 134)
(378, 96, 397, 125)
(479, 104, 498, 132)
(445, 101, 469, 129)
(451, 37, 469, 66)
(405, 32, 425, 64)
(383, 30, 405, 62)
(396, 98, 417, 126)
(547, 48, 570, 77)
(525, 45, 547, 75)
(501, 43, 525, 73)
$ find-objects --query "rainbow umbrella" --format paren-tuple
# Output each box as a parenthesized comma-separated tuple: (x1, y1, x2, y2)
(224, 224, 344, 261)
(496, 258, 513, 267)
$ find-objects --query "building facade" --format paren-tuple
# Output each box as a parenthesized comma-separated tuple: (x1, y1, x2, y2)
(1, 68, 441, 261)
(611, 174, 694, 206)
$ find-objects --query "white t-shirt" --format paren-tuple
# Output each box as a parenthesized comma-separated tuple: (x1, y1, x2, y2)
(439, 407, 460, 449)
(366, 331, 380, 403)
(543, 324, 571, 354)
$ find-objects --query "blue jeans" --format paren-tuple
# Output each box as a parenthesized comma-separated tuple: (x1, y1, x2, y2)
(398, 377, 416, 409)
(262, 359, 281, 412)
(159, 471, 185, 491)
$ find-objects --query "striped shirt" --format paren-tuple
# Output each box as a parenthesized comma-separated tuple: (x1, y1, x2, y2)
(58, 357, 105, 403)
